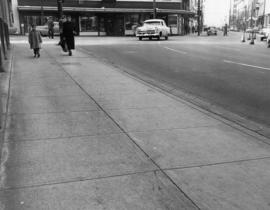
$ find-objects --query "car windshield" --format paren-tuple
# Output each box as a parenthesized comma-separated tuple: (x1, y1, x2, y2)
(144, 21, 161, 26)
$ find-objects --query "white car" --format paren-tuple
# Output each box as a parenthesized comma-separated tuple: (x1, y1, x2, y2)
(136, 19, 170, 40)
(258, 27, 270, 41)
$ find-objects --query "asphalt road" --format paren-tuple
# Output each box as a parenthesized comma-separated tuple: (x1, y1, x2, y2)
(78, 33, 270, 128)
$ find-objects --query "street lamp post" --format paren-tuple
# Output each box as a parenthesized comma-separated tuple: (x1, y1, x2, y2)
(153, 0, 157, 19)
(250, 0, 255, 44)
(242, 5, 247, 42)
(197, 0, 201, 36)
(262, 0, 266, 28)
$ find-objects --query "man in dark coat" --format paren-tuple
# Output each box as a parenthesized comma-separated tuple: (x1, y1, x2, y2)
(58, 15, 66, 46)
(63, 16, 75, 56)
(223, 24, 228, 36)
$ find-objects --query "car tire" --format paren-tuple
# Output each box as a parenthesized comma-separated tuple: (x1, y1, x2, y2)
(157, 32, 162, 40)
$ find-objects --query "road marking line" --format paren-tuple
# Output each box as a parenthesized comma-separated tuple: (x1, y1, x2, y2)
(163, 47, 187, 55)
(224, 60, 270, 71)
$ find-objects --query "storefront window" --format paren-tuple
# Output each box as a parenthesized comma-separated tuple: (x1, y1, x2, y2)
(80, 16, 98, 32)
(125, 14, 139, 31)
(99, 17, 105, 32)
(125, 14, 150, 35)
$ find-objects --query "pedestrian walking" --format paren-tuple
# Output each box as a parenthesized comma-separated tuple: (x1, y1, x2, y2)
(47, 17, 55, 39)
(223, 24, 228, 36)
(62, 16, 75, 56)
(28, 24, 42, 58)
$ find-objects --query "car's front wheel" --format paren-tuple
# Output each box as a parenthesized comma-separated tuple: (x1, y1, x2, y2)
(157, 32, 162, 40)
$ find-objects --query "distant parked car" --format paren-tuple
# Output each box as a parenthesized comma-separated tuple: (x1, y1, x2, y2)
(206, 27, 217, 36)
(258, 27, 270, 41)
(136, 19, 170, 40)
(36, 22, 60, 36)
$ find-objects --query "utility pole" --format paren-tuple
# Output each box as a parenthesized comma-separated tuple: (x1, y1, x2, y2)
(57, 0, 64, 19)
(250, 0, 255, 44)
(41, 0, 44, 25)
(153, 0, 157, 19)
(262, 0, 266, 28)
(197, 0, 201, 36)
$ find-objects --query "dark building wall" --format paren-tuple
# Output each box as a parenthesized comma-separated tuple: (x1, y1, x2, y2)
(18, 0, 182, 10)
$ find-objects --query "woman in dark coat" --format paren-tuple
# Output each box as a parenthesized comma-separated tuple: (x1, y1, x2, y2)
(62, 16, 75, 56)
(28, 24, 42, 58)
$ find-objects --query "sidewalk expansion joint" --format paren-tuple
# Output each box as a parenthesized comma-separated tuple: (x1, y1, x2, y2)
(128, 125, 217, 134)
(46, 47, 201, 210)
(6, 109, 102, 116)
(162, 156, 270, 172)
(3, 131, 124, 143)
(0, 169, 158, 192)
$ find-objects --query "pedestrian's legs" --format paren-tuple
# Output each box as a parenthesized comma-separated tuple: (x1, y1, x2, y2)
(33, 49, 37, 57)
(58, 33, 63, 45)
(36, 48, 40, 57)
(67, 45, 72, 56)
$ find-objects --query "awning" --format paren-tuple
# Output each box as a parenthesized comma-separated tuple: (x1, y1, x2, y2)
(17, 6, 194, 15)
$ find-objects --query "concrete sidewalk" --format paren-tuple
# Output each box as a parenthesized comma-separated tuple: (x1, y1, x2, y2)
(0, 37, 270, 210)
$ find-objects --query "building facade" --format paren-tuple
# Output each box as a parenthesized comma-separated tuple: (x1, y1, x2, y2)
(0, 0, 12, 71)
(189, 0, 205, 28)
(230, 0, 270, 31)
(14, 0, 195, 36)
